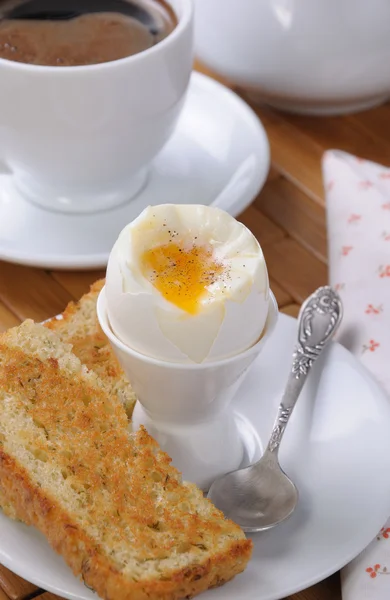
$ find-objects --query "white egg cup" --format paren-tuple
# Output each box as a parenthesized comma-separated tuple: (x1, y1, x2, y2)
(97, 286, 278, 490)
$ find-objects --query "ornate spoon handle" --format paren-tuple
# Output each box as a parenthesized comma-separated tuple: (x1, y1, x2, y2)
(266, 286, 343, 456)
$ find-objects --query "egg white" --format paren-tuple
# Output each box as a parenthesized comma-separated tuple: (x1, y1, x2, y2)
(106, 204, 269, 363)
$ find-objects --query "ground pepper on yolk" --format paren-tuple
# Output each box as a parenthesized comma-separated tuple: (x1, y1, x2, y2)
(141, 241, 226, 314)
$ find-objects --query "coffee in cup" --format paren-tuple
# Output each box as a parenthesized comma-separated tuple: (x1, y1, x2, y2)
(0, 0, 177, 66)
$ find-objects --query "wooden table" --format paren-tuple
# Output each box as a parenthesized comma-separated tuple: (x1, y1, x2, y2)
(2, 62, 390, 600)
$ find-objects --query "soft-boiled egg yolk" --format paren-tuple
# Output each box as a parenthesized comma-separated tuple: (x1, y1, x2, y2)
(141, 243, 226, 315)
(106, 204, 270, 364)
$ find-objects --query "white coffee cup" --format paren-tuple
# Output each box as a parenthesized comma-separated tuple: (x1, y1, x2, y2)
(0, 0, 193, 214)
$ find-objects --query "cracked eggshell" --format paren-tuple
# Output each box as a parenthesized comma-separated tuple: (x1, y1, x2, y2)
(105, 205, 270, 364)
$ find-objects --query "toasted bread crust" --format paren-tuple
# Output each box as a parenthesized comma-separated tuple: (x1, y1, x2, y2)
(0, 441, 251, 600)
(0, 321, 252, 600)
(45, 279, 136, 420)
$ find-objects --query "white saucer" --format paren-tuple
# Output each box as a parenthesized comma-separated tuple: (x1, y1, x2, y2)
(0, 72, 269, 270)
(1, 313, 390, 599)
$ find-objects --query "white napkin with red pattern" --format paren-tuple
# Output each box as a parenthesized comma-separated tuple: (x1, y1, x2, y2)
(323, 150, 390, 599)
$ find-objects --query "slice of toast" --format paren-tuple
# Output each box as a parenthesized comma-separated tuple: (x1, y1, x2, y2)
(45, 279, 136, 420)
(0, 321, 252, 600)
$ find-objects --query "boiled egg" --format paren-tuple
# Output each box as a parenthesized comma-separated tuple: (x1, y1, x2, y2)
(106, 204, 269, 364)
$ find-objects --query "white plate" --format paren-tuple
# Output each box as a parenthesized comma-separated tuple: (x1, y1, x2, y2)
(1, 313, 390, 599)
(0, 72, 269, 270)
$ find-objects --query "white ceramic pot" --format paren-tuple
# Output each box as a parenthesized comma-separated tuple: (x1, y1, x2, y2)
(194, 0, 390, 115)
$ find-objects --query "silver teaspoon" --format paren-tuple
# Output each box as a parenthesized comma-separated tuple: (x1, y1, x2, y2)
(207, 285, 343, 533)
